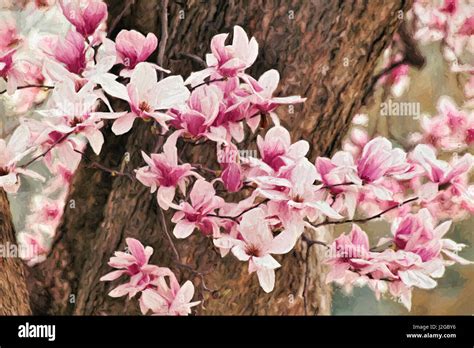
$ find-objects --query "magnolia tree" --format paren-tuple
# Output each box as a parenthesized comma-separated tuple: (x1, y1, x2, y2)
(0, 0, 473, 315)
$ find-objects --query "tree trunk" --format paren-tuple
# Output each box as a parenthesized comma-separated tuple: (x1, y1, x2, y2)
(28, 0, 412, 315)
(0, 189, 31, 315)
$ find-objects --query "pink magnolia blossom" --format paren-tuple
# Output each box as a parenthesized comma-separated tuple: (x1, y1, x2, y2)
(102, 62, 189, 135)
(59, 0, 107, 38)
(100, 237, 174, 298)
(207, 77, 259, 142)
(0, 125, 44, 193)
(101, 238, 200, 315)
(412, 144, 473, 200)
(458, 16, 474, 36)
(0, 49, 18, 92)
(28, 195, 65, 230)
(342, 114, 369, 155)
(245, 69, 306, 115)
(214, 208, 295, 292)
(250, 125, 309, 175)
(439, 0, 458, 15)
(255, 158, 343, 238)
(391, 208, 471, 265)
(17, 230, 49, 266)
(357, 137, 411, 183)
(139, 278, 200, 316)
(315, 151, 360, 192)
(38, 79, 106, 155)
(413, 114, 453, 149)
(221, 161, 243, 192)
(326, 224, 371, 284)
(169, 84, 222, 140)
(172, 179, 224, 238)
(392, 208, 442, 261)
(49, 30, 87, 75)
(0, 15, 21, 93)
(135, 131, 199, 210)
(185, 26, 258, 86)
(25, 119, 83, 171)
(314, 151, 361, 218)
(413, 0, 472, 70)
(0, 14, 20, 51)
(413, 97, 474, 151)
(326, 234, 438, 311)
(7, 61, 47, 114)
(355, 137, 415, 201)
(114, 30, 168, 76)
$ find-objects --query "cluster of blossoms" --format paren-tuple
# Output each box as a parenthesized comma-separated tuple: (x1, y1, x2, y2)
(327, 210, 470, 310)
(410, 96, 474, 152)
(380, 0, 473, 100)
(0, 0, 472, 315)
(100, 238, 200, 315)
(413, 0, 473, 98)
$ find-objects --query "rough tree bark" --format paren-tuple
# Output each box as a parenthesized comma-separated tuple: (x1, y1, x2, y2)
(0, 189, 31, 315)
(27, 0, 412, 315)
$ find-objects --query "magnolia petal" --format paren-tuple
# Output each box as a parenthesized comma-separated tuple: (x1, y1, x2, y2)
(256, 268, 275, 293)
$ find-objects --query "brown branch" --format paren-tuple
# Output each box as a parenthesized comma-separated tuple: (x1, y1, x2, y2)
(310, 196, 419, 229)
(398, 20, 426, 69)
(73, 149, 135, 181)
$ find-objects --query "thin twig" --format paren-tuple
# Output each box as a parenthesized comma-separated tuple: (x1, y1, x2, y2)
(301, 234, 329, 248)
(320, 182, 356, 190)
(0, 84, 54, 95)
(157, 0, 169, 80)
(21, 133, 70, 168)
(175, 262, 216, 293)
(175, 52, 207, 68)
(208, 198, 270, 221)
(156, 204, 217, 294)
(158, 205, 181, 261)
(309, 196, 419, 229)
(189, 77, 227, 92)
(74, 149, 135, 181)
(107, 0, 135, 35)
